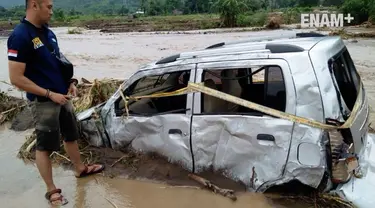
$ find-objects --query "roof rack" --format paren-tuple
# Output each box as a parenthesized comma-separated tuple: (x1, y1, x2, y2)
(205, 32, 327, 49)
(205, 32, 298, 49)
(296, 32, 326, 37)
(155, 32, 327, 65)
(156, 54, 180, 64)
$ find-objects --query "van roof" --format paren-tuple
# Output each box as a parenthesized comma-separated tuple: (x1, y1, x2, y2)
(153, 32, 342, 66)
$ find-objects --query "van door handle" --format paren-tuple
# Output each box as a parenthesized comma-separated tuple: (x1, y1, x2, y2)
(169, 129, 182, 135)
(257, 134, 275, 141)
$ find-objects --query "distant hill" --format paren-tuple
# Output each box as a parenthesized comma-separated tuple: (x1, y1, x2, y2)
(0, 0, 140, 13)
(0, 0, 24, 8)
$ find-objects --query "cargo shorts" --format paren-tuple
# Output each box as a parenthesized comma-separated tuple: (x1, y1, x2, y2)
(31, 100, 79, 152)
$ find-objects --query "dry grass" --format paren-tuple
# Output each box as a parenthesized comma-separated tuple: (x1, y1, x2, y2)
(268, 193, 355, 208)
(17, 129, 99, 166)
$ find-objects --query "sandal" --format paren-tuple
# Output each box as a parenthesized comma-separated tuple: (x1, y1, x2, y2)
(45, 189, 68, 206)
(76, 164, 105, 178)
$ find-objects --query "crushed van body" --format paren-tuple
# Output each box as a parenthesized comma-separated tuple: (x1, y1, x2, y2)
(76, 31, 374, 206)
(336, 132, 375, 208)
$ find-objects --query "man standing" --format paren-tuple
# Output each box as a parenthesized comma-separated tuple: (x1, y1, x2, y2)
(7, 0, 104, 206)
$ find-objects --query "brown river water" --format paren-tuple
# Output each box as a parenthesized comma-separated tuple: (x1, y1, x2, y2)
(0, 121, 289, 208)
(1, 27, 375, 207)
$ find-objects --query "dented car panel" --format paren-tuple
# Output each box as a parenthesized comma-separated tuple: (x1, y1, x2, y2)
(191, 115, 294, 191)
(96, 63, 197, 172)
(77, 33, 371, 198)
(190, 59, 300, 191)
(284, 124, 327, 189)
(107, 114, 194, 171)
(349, 86, 370, 154)
(308, 36, 348, 122)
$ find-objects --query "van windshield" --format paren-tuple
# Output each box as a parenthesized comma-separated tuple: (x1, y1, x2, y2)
(329, 49, 361, 112)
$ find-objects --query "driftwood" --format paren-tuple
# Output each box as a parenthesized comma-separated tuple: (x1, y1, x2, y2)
(188, 174, 237, 201)
(110, 155, 128, 167)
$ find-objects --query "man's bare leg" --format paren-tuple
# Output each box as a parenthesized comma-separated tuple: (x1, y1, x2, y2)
(35, 150, 61, 205)
(63, 141, 103, 176)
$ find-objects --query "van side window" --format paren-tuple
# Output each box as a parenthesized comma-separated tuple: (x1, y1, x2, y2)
(114, 70, 191, 116)
(201, 66, 286, 115)
(330, 50, 360, 111)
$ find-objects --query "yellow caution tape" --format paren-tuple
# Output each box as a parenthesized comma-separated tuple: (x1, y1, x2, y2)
(126, 87, 189, 100)
(120, 81, 364, 130)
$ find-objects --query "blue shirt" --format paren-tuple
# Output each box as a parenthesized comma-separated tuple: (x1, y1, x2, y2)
(7, 18, 69, 101)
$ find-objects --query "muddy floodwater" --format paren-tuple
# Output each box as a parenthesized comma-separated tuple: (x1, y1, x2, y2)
(1, 27, 375, 207)
(0, 122, 290, 208)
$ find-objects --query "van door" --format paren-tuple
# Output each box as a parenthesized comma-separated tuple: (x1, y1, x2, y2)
(108, 66, 196, 171)
(329, 48, 369, 154)
(191, 59, 296, 191)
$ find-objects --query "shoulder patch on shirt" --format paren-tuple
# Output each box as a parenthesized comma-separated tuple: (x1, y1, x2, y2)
(8, 49, 17, 57)
(32, 37, 44, 49)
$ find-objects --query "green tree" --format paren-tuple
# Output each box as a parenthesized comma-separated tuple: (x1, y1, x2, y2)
(147, 0, 164, 15)
(53, 8, 65, 21)
(164, 0, 183, 13)
(298, 0, 319, 7)
(118, 5, 129, 15)
(341, 0, 375, 24)
(140, 0, 147, 13)
(214, 0, 248, 27)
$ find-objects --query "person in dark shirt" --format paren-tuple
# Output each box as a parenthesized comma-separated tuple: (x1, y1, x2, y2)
(7, 0, 104, 206)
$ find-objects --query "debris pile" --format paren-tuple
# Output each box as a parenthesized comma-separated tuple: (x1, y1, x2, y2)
(72, 78, 123, 113)
(0, 91, 27, 125)
(265, 14, 282, 29)
(67, 27, 85, 34)
(328, 28, 375, 39)
(269, 193, 354, 208)
(16, 78, 123, 164)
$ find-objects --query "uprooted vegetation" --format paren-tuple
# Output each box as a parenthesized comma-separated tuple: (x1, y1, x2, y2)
(72, 78, 123, 113)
